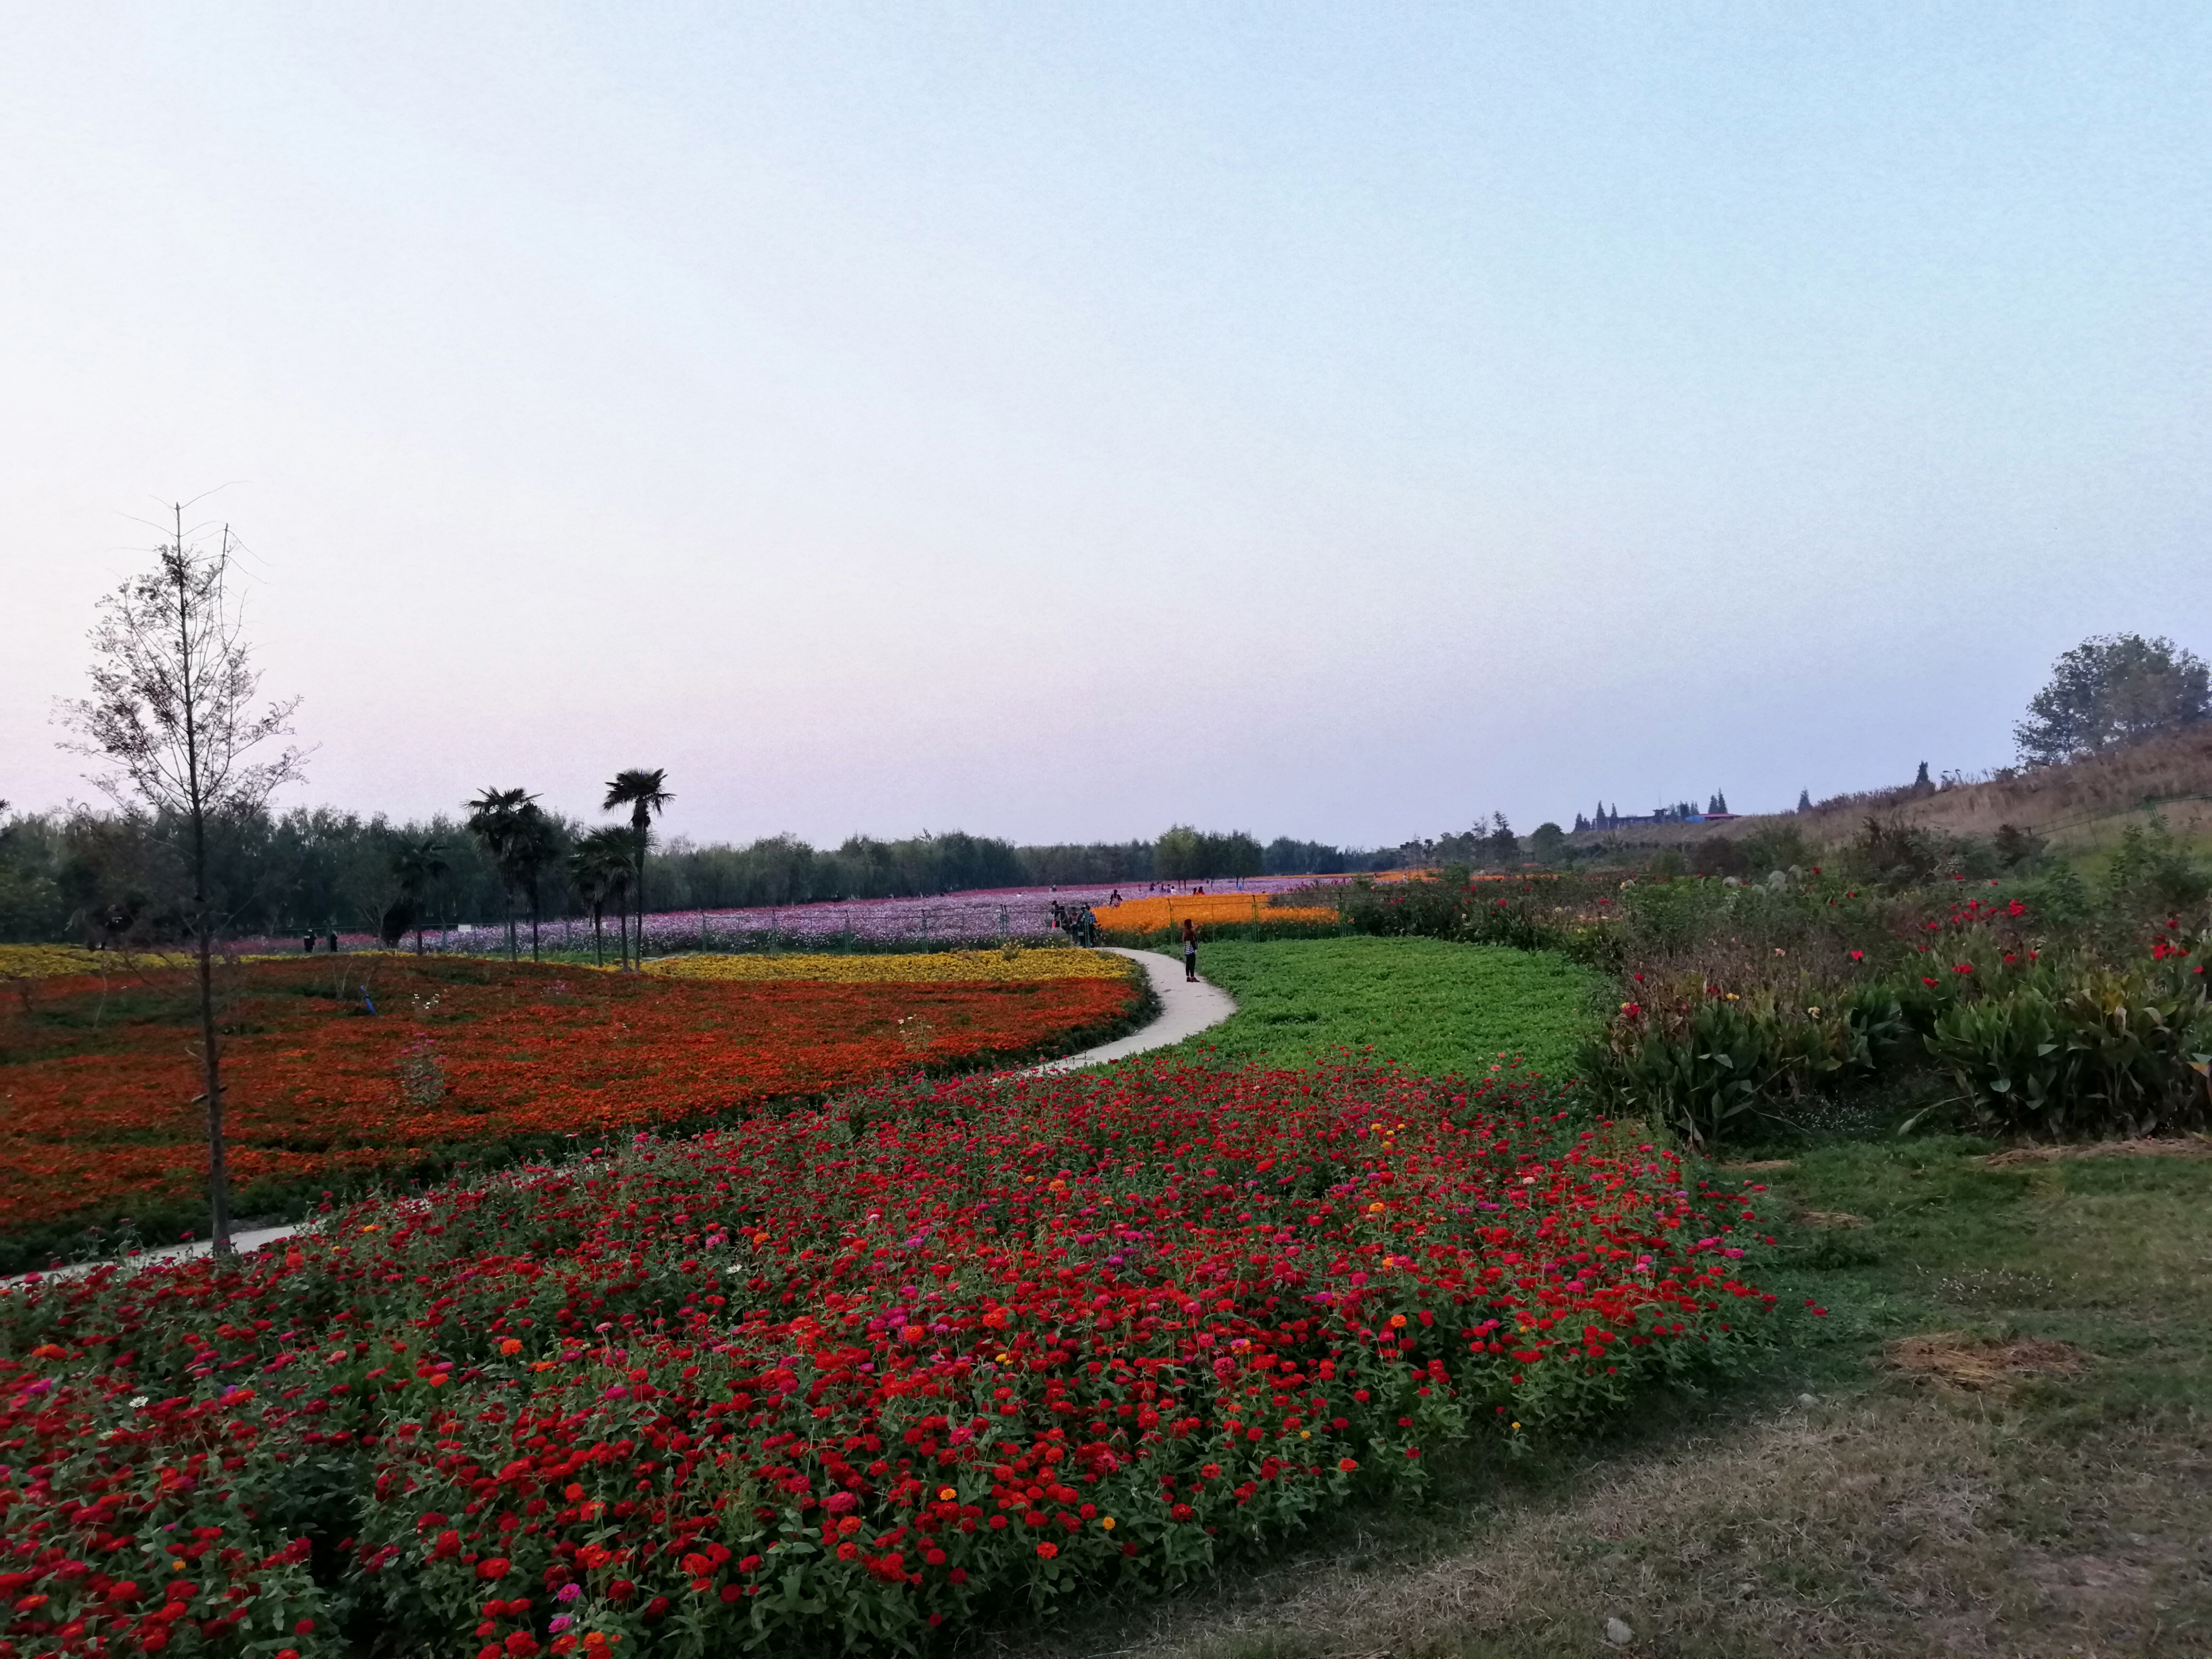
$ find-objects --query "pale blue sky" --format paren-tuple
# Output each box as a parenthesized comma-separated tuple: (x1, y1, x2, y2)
(7, 4, 2208, 847)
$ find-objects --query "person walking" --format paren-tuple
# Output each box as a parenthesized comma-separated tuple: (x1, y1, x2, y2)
(1182, 917, 1199, 983)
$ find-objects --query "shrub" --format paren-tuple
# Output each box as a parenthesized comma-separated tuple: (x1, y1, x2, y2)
(1688, 836, 1748, 879)
(1927, 966, 2210, 1138)
(1583, 981, 1902, 1149)
(2104, 816, 2209, 919)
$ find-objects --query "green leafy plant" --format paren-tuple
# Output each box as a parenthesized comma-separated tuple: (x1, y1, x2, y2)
(1926, 968, 2210, 1138)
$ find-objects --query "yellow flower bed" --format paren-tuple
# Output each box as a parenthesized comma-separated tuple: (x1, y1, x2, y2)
(642, 948, 1130, 984)
(0, 944, 348, 978)
(1093, 894, 1340, 936)
(0, 944, 196, 978)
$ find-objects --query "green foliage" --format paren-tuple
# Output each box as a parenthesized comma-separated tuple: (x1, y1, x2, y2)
(1926, 967, 2212, 1138)
(1739, 822, 1811, 875)
(1688, 834, 1747, 877)
(1154, 824, 1264, 880)
(1335, 871, 1622, 966)
(2016, 632, 2211, 766)
(1992, 822, 2047, 870)
(1587, 980, 1909, 1148)
(1147, 936, 1600, 1082)
(2103, 814, 2210, 918)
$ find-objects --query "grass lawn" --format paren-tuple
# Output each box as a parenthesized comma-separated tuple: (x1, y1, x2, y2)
(1147, 935, 1601, 1080)
(1018, 1138, 2212, 1659)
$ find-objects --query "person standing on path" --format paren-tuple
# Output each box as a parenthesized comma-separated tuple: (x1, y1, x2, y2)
(1182, 917, 1199, 982)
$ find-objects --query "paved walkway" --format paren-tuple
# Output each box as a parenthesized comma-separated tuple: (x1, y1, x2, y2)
(1024, 946, 1236, 1073)
(5, 949, 1235, 1286)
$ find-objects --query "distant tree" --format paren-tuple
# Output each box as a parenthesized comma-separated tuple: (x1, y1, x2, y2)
(1485, 812, 1518, 862)
(1796, 789, 1813, 813)
(1571, 812, 1589, 833)
(1528, 822, 1567, 863)
(1264, 836, 1347, 876)
(567, 827, 633, 967)
(388, 836, 448, 954)
(57, 505, 307, 1256)
(1714, 790, 1729, 814)
(1152, 826, 1264, 881)
(505, 804, 562, 961)
(603, 768, 673, 967)
(1154, 826, 1203, 881)
(465, 787, 536, 957)
(1913, 761, 1933, 794)
(2015, 634, 2211, 766)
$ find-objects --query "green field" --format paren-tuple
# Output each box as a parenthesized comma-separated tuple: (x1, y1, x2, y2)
(1147, 935, 1600, 1080)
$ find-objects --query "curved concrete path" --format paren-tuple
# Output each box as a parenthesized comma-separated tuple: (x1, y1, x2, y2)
(5, 948, 1235, 1286)
(1024, 946, 1236, 1073)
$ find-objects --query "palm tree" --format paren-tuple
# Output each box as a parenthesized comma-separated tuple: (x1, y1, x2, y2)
(602, 768, 672, 968)
(465, 787, 536, 958)
(390, 835, 449, 954)
(506, 804, 562, 962)
(567, 827, 633, 968)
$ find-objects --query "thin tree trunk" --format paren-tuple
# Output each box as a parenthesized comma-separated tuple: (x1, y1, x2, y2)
(171, 520, 232, 1259)
(195, 891, 231, 1257)
(592, 907, 604, 967)
(633, 828, 647, 969)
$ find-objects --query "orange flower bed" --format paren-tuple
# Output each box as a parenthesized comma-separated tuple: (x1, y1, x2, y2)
(1095, 892, 1340, 935)
(0, 955, 1137, 1243)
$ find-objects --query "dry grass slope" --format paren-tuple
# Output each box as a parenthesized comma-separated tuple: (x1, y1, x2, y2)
(1572, 725, 2212, 858)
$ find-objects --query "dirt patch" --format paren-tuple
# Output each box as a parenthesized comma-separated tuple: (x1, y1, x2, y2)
(1983, 1136, 2212, 1168)
(1714, 1158, 1794, 1172)
(1886, 1331, 2085, 1392)
(1801, 1209, 1868, 1228)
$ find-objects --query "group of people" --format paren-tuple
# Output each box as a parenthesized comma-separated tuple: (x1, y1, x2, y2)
(1047, 899, 1102, 946)
(1043, 892, 1201, 981)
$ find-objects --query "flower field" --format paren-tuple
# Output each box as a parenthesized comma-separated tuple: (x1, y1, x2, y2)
(1, 946, 138, 980)
(219, 880, 1334, 956)
(0, 955, 1142, 1264)
(1093, 893, 1340, 937)
(0, 947, 269, 981)
(640, 949, 1128, 984)
(0, 1059, 1782, 1658)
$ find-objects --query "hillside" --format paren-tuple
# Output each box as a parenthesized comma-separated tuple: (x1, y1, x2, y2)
(1570, 723, 2212, 857)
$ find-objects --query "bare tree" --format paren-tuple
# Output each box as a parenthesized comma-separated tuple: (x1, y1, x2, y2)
(58, 503, 307, 1256)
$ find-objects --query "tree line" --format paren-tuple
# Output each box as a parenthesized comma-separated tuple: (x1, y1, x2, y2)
(0, 809, 1410, 944)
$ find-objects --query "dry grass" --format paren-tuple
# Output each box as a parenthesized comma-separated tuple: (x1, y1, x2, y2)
(1001, 1395, 2208, 1659)
(1981, 1135, 2212, 1168)
(1884, 1331, 2084, 1393)
(1570, 725, 2212, 858)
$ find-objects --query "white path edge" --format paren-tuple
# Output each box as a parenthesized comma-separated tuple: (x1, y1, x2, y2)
(5, 948, 1235, 1286)
(1022, 946, 1236, 1074)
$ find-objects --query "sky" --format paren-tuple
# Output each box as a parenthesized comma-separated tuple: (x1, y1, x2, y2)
(6, 3, 2209, 850)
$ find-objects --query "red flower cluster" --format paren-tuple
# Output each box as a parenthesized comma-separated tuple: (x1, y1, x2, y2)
(3, 957, 1135, 1241)
(0, 1060, 1779, 1656)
